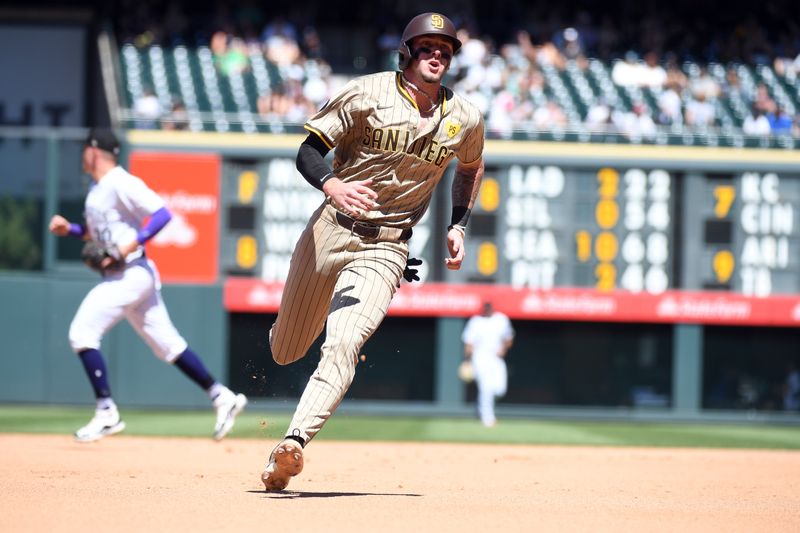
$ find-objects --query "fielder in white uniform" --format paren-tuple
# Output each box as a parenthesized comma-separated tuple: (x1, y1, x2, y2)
(462, 301, 515, 427)
(48, 129, 247, 442)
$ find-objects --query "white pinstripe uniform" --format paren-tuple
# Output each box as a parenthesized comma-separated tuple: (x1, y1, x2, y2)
(69, 167, 188, 362)
(270, 70, 485, 444)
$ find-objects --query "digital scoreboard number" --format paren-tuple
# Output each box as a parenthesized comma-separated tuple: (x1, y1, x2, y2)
(443, 164, 674, 293)
(572, 167, 673, 293)
(684, 171, 800, 296)
(221, 158, 321, 280)
(220, 160, 261, 277)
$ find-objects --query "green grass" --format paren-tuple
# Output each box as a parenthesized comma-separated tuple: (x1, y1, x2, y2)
(1, 405, 799, 450)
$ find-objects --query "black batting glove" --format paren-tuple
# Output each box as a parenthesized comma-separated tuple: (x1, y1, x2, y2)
(399, 257, 422, 286)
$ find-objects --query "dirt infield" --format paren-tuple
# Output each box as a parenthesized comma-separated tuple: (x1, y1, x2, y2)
(1, 434, 799, 532)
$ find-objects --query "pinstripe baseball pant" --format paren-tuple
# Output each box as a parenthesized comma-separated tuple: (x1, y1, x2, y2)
(269, 203, 409, 443)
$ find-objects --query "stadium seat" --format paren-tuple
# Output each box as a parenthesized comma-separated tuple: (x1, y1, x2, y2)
(116, 43, 798, 148)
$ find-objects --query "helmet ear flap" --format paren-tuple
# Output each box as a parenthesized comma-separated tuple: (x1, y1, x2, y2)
(397, 41, 412, 70)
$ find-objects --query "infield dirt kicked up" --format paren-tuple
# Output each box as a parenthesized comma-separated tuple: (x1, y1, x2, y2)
(1, 434, 798, 532)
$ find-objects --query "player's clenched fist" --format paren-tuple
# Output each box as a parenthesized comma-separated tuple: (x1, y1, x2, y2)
(323, 177, 378, 217)
(49, 214, 71, 236)
(445, 226, 466, 270)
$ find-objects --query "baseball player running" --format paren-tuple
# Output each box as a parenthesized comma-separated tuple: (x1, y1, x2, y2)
(261, 12, 485, 491)
(49, 129, 247, 442)
(462, 301, 515, 427)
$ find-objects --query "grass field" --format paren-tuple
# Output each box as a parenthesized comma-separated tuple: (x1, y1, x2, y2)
(1, 404, 799, 449)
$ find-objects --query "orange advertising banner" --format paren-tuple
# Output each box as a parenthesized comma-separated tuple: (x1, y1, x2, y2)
(129, 152, 221, 284)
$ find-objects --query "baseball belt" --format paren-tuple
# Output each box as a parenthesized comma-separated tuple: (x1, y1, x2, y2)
(335, 210, 413, 242)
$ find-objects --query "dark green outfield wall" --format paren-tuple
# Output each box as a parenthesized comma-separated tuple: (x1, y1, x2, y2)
(0, 275, 225, 408)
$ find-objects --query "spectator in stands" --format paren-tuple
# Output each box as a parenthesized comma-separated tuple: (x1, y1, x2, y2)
(506, 69, 537, 124)
(611, 51, 644, 87)
(457, 27, 489, 71)
(518, 30, 565, 70)
(684, 92, 716, 128)
(767, 106, 793, 135)
(526, 68, 547, 100)
(133, 86, 161, 130)
(794, 113, 800, 138)
(261, 16, 298, 44)
(585, 97, 612, 130)
(657, 81, 683, 126)
(257, 85, 290, 122)
(211, 31, 250, 77)
(752, 83, 776, 115)
(283, 79, 315, 124)
(689, 65, 721, 101)
(722, 66, 744, 100)
(223, 37, 250, 75)
(612, 101, 656, 141)
(263, 18, 301, 67)
(454, 32, 494, 96)
(742, 102, 771, 135)
(533, 99, 568, 130)
(773, 51, 800, 79)
(663, 57, 688, 92)
(487, 89, 515, 138)
(558, 27, 584, 61)
(302, 61, 332, 109)
(460, 83, 490, 117)
(160, 97, 189, 131)
(483, 54, 508, 95)
(301, 26, 325, 62)
(641, 51, 667, 88)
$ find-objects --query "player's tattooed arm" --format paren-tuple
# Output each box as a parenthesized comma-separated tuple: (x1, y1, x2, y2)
(445, 158, 484, 270)
(450, 157, 485, 229)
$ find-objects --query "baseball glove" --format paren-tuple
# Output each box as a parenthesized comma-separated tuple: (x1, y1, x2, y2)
(80, 241, 123, 273)
(458, 360, 475, 383)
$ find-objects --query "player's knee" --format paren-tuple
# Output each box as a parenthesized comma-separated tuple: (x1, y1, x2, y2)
(68, 318, 102, 353)
(269, 326, 304, 365)
(68, 330, 98, 354)
(271, 345, 301, 365)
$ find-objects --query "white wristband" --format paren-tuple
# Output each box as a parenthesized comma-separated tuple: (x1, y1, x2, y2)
(447, 224, 466, 236)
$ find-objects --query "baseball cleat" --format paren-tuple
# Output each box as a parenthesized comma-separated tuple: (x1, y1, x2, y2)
(74, 406, 126, 443)
(261, 439, 304, 491)
(213, 391, 248, 440)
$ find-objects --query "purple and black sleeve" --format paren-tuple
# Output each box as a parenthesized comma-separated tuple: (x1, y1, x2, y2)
(136, 206, 172, 244)
(67, 223, 86, 238)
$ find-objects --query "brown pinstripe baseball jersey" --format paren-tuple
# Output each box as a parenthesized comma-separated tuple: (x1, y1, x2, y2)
(267, 69, 484, 447)
(304, 71, 484, 228)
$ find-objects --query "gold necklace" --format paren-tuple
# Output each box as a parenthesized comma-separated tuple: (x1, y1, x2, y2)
(402, 75, 439, 114)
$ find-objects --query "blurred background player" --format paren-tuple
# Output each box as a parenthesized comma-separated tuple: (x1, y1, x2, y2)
(260, 12, 485, 491)
(48, 129, 247, 442)
(462, 301, 515, 427)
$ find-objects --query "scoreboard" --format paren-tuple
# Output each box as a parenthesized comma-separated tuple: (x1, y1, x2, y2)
(123, 133, 800, 327)
(445, 164, 676, 295)
(682, 171, 800, 296)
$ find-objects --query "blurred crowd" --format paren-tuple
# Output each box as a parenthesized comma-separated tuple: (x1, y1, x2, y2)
(121, 0, 800, 139)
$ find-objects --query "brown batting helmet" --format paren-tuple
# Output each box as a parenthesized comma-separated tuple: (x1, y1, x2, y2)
(397, 12, 461, 70)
